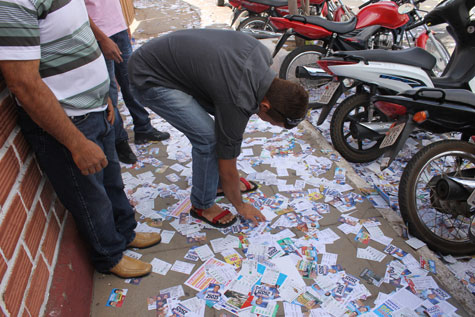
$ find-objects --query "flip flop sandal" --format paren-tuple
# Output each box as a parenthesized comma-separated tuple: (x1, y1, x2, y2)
(189, 207, 237, 228)
(216, 177, 259, 197)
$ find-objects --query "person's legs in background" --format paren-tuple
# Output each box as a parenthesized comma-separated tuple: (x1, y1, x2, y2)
(111, 30, 170, 145)
(106, 58, 138, 164)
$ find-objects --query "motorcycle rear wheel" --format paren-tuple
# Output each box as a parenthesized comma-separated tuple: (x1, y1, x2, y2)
(399, 140, 475, 255)
(279, 45, 328, 109)
(330, 93, 389, 163)
(216, 0, 225, 6)
(237, 16, 277, 33)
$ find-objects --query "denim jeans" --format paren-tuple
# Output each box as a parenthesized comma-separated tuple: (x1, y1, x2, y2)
(18, 109, 137, 272)
(132, 86, 218, 209)
(105, 29, 155, 141)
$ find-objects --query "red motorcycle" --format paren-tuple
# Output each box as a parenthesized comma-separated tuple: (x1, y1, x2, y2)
(270, 0, 446, 108)
(227, 0, 331, 33)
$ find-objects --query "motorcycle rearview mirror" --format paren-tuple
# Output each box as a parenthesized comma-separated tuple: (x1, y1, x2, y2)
(398, 3, 415, 14)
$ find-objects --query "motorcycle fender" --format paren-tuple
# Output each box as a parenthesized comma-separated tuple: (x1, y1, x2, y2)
(272, 28, 293, 58)
(231, 8, 246, 27)
(316, 84, 345, 125)
(380, 118, 417, 170)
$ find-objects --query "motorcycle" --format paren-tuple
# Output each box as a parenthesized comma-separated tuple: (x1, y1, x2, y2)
(299, 0, 474, 163)
(227, 0, 330, 34)
(370, 87, 475, 255)
(270, 0, 438, 108)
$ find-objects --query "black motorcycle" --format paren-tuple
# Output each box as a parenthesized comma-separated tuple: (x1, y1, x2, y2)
(373, 88, 475, 255)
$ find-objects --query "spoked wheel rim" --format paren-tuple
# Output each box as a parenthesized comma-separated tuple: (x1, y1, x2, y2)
(340, 103, 387, 154)
(413, 150, 475, 244)
(284, 51, 327, 105)
(239, 18, 275, 32)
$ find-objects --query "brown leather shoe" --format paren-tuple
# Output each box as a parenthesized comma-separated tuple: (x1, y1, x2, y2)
(127, 232, 161, 249)
(109, 255, 152, 278)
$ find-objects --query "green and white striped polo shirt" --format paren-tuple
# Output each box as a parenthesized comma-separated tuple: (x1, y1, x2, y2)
(0, 0, 110, 116)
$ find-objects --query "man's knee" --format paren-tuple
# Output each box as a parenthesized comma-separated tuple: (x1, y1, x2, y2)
(193, 133, 216, 154)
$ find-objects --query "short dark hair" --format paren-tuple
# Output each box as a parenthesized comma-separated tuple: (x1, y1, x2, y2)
(265, 78, 309, 129)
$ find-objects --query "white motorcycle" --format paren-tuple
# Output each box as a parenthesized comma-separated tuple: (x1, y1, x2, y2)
(297, 0, 475, 163)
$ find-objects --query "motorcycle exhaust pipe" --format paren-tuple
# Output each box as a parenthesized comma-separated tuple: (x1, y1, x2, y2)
(295, 66, 333, 81)
(435, 177, 475, 201)
(350, 122, 392, 139)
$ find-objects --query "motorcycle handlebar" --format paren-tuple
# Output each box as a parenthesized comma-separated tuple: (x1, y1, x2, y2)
(406, 19, 426, 30)
(358, 0, 377, 9)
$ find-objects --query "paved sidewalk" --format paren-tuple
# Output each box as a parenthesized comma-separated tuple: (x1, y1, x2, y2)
(89, 1, 473, 316)
(90, 102, 470, 317)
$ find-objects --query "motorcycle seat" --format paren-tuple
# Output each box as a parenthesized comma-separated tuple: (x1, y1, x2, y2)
(336, 47, 436, 71)
(400, 89, 475, 108)
(252, 0, 289, 6)
(284, 15, 357, 34)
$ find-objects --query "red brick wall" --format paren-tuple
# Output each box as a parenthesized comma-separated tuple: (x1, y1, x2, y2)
(0, 81, 68, 316)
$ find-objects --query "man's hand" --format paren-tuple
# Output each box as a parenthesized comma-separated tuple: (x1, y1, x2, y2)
(0, 59, 109, 176)
(237, 203, 266, 226)
(71, 139, 108, 175)
(88, 18, 123, 63)
(106, 98, 115, 124)
(218, 158, 266, 225)
(98, 37, 123, 63)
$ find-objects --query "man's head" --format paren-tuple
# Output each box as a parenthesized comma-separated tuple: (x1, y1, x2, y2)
(258, 78, 309, 129)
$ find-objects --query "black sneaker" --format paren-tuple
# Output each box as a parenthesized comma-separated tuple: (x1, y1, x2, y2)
(134, 128, 170, 145)
(115, 140, 138, 164)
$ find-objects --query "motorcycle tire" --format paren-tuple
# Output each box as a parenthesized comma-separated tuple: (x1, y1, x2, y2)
(330, 93, 389, 163)
(279, 45, 328, 109)
(216, 0, 225, 6)
(236, 16, 277, 33)
(399, 140, 475, 255)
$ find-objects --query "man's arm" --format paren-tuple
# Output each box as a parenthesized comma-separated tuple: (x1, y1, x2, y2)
(88, 18, 123, 63)
(0, 60, 108, 175)
(218, 158, 266, 225)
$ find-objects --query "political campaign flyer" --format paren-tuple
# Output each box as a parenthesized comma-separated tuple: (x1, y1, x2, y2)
(360, 268, 383, 287)
(184, 258, 228, 291)
(106, 288, 127, 308)
(384, 244, 408, 260)
(202, 283, 222, 307)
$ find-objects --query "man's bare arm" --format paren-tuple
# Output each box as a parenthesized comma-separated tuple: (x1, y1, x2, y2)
(88, 18, 123, 63)
(218, 158, 266, 225)
(0, 60, 108, 175)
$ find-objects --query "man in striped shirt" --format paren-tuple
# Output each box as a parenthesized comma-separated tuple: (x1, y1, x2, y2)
(0, 0, 159, 278)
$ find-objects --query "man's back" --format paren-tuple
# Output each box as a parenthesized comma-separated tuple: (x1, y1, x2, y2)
(128, 29, 275, 114)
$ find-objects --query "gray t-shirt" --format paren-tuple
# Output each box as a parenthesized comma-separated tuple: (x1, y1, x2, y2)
(128, 29, 276, 159)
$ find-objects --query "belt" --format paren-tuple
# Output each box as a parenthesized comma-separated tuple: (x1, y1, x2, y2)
(69, 114, 89, 122)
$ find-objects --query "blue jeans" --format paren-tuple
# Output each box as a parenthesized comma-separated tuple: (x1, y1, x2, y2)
(105, 30, 155, 141)
(132, 86, 218, 209)
(18, 109, 137, 272)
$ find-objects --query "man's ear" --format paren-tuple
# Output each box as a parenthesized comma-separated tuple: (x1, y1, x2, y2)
(260, 97, 271, 112)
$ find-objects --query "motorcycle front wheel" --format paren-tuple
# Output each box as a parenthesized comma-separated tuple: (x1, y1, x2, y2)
(399, 140, 475, 255)
(279, 45, 328, 109)
(237, 16, 277, 33)
(330, 93, 389, 163)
